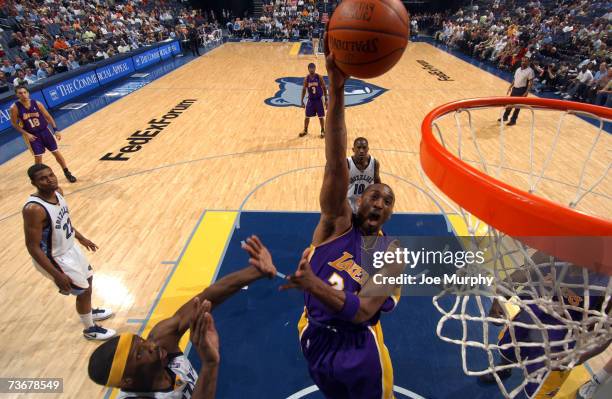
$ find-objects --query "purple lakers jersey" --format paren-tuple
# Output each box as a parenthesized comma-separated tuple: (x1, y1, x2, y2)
(304, 223, 399, 329)
(16, 100, 48, 134)
(306, 73, 323, 101)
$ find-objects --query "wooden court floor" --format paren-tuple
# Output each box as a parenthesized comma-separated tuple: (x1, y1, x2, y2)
(0, 42, 609, 398)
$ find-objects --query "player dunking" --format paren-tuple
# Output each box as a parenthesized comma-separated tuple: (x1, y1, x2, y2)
(88, 236, 277, 398)
(10, 85, 77, 183)
(347, 137, 381, 213)
(299, 63, 327, 138)
(263, 34, 403, 398)
(23, 164, 115, 340)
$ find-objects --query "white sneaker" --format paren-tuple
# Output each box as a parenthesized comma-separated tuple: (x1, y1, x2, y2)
(92, 307, 113, 321)
(577, 379, 599, 399)
(83, 325, 117, 340)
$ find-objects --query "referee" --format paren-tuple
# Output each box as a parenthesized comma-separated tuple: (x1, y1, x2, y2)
(498, 57, 535, 126)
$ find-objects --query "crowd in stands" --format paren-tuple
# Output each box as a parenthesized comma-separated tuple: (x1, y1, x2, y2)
(0, 0, 221, 93)
(227, 0, 325, 40)
(431, 0, 611, 107)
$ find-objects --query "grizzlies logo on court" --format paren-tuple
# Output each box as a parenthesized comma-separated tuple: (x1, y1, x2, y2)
(265, 77, 387, 108)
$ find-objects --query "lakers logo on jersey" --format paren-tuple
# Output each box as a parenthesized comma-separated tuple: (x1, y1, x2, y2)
(328, 251, 369, 285)
(265, 77, 387, 108)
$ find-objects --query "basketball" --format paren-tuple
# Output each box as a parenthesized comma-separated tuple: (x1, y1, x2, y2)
(328, 0, 410, 79)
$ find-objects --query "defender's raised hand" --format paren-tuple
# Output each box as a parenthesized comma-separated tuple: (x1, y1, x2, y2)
(241, 235, 277, 278)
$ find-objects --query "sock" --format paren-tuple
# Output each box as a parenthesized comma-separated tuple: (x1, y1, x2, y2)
(63, 168, 69, 174)
(79, 312, 94, 329)
(593, 368, 611, 385)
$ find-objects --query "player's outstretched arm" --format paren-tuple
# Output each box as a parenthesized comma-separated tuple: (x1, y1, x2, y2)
(312, 31, 352, 246)
(148, 235, 276, 352)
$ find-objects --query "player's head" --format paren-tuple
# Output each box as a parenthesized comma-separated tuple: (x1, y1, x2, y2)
(15, 85, 29, 100)
(352, 137, 369, 161)
(308, 62, 316, 74)
(88, 333, 169, 390)
(355, 183, 395, 234)
(28, 164, 58, 192)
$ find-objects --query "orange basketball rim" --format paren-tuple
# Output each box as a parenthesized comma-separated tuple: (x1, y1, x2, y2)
(420, 97, 612, 273)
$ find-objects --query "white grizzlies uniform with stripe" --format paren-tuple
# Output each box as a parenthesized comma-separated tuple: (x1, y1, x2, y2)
(24, 191, 93, 290)
(117, 354, 198, 399)
(347, 155, 376, 213)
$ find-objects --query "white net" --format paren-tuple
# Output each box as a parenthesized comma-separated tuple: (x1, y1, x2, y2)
(420, 101, 612, 398)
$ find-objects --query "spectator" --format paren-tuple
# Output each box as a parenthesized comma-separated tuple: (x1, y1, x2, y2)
(1, 59, 16, 77)
(188, 25, 200, 56)
(53, 35, 69, 51)
(595, 72, 612, 107)
(13, 70, 28, 87)
(433, 0, 611, 106)
(0, 74, 9, 93)
(117, 40, 130, 53)
(564, 64, 594, 100)
(67, 54, 80, 70)
(37, 62, 49, 80)
(24, 68, 38, 84)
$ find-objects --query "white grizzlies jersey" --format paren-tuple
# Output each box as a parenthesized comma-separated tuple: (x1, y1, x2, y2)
(347, 156, 376, 213)
(117, 353, 198, 399)
(24, 191, 74, 257)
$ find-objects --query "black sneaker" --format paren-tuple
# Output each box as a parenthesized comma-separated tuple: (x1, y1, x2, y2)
(478, 368, 512, 384)
(64, 170, 77, 183)
(497, 118, 507, 123)
(299, 131, 308, 137)
(506, 120, 517, 126)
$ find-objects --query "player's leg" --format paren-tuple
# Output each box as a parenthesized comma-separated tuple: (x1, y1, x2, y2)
(30, 137, 45, 164)
(301, 117, 310, 137)
(577, 357, 612, 399)
(300, 324, 351, 398)
(56, 246, 115, 340)
(50, 150, 77, 183)
(317, 100, 325, 138)
(43, 130, 77, 182)
(331, 324, 395, 399)
(301, 100, 317, 137)
(318, 117, 325, 137)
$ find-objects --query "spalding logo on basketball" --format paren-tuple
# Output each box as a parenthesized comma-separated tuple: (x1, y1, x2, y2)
(328, 0, 410, 78)
(265, 77, 387, 108)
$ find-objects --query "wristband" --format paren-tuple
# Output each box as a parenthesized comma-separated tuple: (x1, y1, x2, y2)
(337, 291, 360, 321)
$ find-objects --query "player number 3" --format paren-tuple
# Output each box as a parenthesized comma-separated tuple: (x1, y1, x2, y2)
(327, 272, 344, 291)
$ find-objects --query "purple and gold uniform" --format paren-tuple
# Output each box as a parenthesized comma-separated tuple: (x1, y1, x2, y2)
(297, 222, 399, 399)
(16, 100, 56, 156)
(497, 268, 609, 398)
(305, 73, 325, 118)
